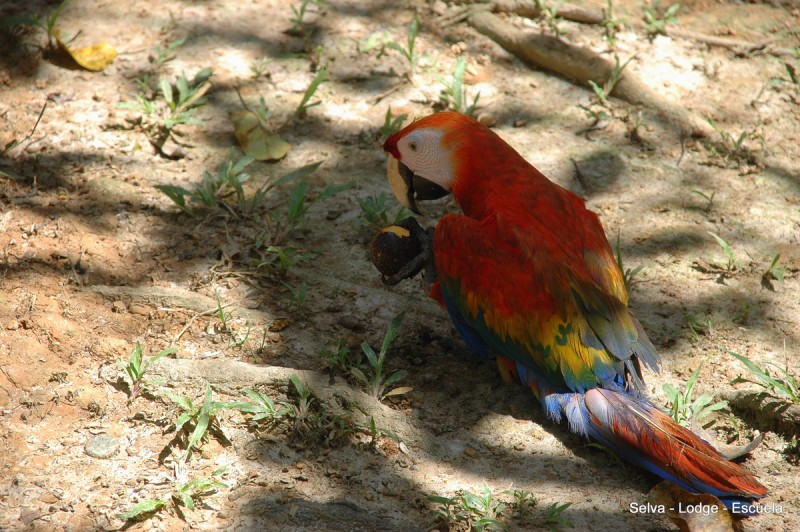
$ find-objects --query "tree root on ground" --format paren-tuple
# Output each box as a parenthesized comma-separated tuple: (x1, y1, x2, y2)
(85, 285, 274, 320)
(722, 390, 800, 437)
(455, 1, 794, 56)
(464, 9, 714, 138)
(149, 357, 428, 450)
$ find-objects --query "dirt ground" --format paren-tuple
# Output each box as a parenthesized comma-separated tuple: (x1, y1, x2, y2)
(1, 0, 799, 530)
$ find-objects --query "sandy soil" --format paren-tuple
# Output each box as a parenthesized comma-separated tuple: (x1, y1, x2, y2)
(1, 0, 799, 530)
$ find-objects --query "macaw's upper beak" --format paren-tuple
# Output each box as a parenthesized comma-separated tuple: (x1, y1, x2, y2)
(386, 156, 449, 215)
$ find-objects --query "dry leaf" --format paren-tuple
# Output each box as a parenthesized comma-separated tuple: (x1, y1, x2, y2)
(53, 30, 117, 71)
(232, 110, 290, 161)
(383, 386, 413, 397)
(268, 318, 290, 332)
(649, 481, 736, 532)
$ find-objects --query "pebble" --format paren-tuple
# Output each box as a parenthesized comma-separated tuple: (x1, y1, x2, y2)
(477, 113, 497, 127)
(129, 304, 150, 316)
(84, 434, 119, 459)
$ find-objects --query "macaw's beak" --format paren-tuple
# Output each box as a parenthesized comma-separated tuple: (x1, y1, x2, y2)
(386, 156, 449, 215)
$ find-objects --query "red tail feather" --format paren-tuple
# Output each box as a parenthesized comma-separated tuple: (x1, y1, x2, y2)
(585, 388, 766, 499)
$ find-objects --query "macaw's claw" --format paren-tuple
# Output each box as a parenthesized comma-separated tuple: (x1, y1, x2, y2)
(370, 217, 436, 286)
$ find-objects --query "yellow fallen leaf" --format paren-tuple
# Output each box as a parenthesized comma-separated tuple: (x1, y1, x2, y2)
(232, 110, 291, 161)
(383, 386, 413, 397)
(53, 29, 117, 71)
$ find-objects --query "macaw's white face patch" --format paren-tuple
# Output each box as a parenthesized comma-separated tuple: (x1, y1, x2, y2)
(387, 128, 453, 213)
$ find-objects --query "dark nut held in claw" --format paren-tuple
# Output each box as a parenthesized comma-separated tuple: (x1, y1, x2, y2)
(369, 222, 423, 277)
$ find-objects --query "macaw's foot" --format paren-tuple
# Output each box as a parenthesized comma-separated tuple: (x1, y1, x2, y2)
(369, 217, 436, 286)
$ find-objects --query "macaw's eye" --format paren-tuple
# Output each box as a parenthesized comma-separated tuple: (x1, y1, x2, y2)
(408, 141, 418, 152)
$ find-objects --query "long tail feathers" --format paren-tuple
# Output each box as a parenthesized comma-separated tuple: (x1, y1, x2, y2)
(578, 388, 767, 512)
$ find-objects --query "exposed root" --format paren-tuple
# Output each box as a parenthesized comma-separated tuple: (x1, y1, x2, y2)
(465, 10, 713, 138)
(148, 357, 428, 450)
(84, 284, 275, 321)
(723, 390, 800, 437)
(455, 0, 794, 56)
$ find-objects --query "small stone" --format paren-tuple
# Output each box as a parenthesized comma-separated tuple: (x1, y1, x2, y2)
(111, 301, 126, 313)
(129, 304, 150, 316)
(477, 113, 496, 127)
(84, 434, 119, 459)
(38, 492, 59, 504)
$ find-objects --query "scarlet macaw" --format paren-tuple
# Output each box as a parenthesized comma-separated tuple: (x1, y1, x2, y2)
(380, 112, 766, 512)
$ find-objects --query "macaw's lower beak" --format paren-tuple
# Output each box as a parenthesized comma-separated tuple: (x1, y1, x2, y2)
(386, 156, 449, 215)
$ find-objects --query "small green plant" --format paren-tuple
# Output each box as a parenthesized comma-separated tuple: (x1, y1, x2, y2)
(535, 0, 567, 38)
(357, 193, 409, 231)
(429, 483, 506, 531)
(543, 502, 574, 531)
(761, 253, 785, 291)
(602, 0, 623, 48)
(268, 174, 351, 244)
(207, 291, 251, 348)
(116, 498, 168, 523)
(756, 54, 799, 103)
(359, 29, 387, 52)
(730, 351, 800, 404)
(254, 161, 326, 241)
(1, 97, 50, 157)
(264, 245, 312, 274)
(506, 488, 537, 514)
(118, 68, 213, 157)
(367, 415, 400, 446)
(116, 341, 176, 400)
(319, 338, 362, 375)
(150, 36, 186, 67)
(707, 231, 737, 273)
(0, 0, 67, 45)
(283, 374, 314, 421)
(175, 472, 228, 511)
(439, 56, 480, 116)
(165, 385, 253, 462)
(589, 54, 636, 105)
(249, 56, 270, 79)
(685, 313, 715, 343)
(643, 2, 681, 40)
(663, 361, 728, 428)
(213, 290, 234, 332)
(281, 374, 353, 444)
(691, 189, 716, 212)
(295, 64, 328, 117)
(386, 16, 422, 77)
(239, 389, 289, 424)
(156, 149, 254, 213)
(351, 313, 410, 400)
(581, 54, 636, 131)
(281, 280, 308, 309)
(289, 0, 324, 34)
(705, 118, 761, 164)
(614, 232, 644, 290)
(732, 301, 755, 325)
(116, 468, 227, 522)
(380, 107, 408, 140)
